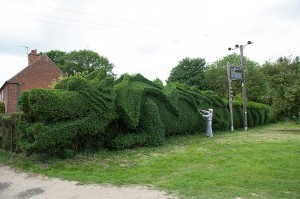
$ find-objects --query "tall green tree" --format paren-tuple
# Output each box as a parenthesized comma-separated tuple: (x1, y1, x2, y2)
(204, 53, 266, 102)
(44, 49, 115, 76)
(262, 56, 300, 118)
(168, 57, 207, 89)
(43, 50, 66, 66)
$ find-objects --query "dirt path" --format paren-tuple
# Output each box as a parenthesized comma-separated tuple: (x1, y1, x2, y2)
(0, 166, 176, 199)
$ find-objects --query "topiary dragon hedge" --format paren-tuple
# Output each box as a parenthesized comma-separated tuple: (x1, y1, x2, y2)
(15, 70, 270, 155)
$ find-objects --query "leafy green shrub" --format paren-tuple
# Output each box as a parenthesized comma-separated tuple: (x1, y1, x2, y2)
(19, 73, 117, 155)
(113, 75, 232, 149)
(22, 88, 88, 123)
(0, 102, 4, 113)
(18, 91, 30, 113)
(0, 112, 28, 152)
(112, 75, 174, 148)
(19, 114, 108, 155)
(163, 86, 204, 135)
(232, 101, 243, 128)
(187, 89, 229, 132)
(17, 71, 271, 154)
(112, 97, 165, 148)
(230, 101, 270, 129)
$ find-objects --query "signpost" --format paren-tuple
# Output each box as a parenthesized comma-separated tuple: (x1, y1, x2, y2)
(227, 62, 234, 131)
(228, 41, 253, 131)
(230, 66, 243, 81)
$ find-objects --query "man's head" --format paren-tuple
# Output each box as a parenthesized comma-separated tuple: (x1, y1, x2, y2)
(208, 108, 213, 113)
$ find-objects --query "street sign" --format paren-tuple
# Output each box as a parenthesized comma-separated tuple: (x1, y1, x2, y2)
(230, 66, 242, 80)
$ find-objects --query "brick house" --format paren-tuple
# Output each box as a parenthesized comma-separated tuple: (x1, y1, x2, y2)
(0, 49, 64, 113)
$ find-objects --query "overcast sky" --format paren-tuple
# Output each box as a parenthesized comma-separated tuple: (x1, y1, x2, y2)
(0, 0, 299, 86)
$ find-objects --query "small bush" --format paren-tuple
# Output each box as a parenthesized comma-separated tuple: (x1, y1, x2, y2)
(19, 114, 108, 155)
(230, 101, 270, 129)
(0, 112, 28, 152)
(22, 88, 88, 123)
(0, 102, 4, 113)
(19, 74, 117, 155)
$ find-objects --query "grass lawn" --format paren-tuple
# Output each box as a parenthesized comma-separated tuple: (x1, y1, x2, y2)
(0, 122, 299, 198)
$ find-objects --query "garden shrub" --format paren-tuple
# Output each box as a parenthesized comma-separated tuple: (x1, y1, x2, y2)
(113, 74, 233, 149)
(19, 114, 108, 155)
(184, 89, 229, 132)
(162, 85, 203, 135)
(114, 75, 176, 129)
(232, 101, 243, 128)
(112, 75, 176, 148)
(0, 102, 4, 113)
(23, 88, 88, 123)
(17, 71, 271, 153)
(18, 91, 30, 114)
(0, 112, 28, 152)
(230, 101, 270, 129)
(18, 71, 117, 155)
(112, 97, 165, 148)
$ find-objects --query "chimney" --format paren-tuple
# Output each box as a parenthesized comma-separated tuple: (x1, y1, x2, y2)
(28, 49, 39, 65)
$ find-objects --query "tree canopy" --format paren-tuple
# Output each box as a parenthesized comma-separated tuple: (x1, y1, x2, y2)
(204, 53, 266, 102)
(262, 56, 300, 118)
(44, 49, 115, 76)
(168, 57, 207, 90)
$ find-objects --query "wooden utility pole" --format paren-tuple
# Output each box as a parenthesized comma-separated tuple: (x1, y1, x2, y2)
(228, 41, 253, 131)
(227, 62, 234, 131)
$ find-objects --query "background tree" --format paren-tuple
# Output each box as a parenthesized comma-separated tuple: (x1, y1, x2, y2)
(204, 53, 266, 102)
(262, 56, 300, 118)
(152, 78, 164, 88)
(168, 57, 207, 90)
(44, 49, 115, 76)
(43, 50, 66, 66)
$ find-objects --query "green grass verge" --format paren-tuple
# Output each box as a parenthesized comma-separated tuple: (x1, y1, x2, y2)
(1, 122, 299, 198)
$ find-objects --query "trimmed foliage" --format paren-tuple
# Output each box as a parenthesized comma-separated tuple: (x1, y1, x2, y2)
(0, 112, 28, 152)
(112, 74, 173, 148)
(22, 88, 88, 123)
(112, 97, 165, 148)
(0, 102, 4, 113)
(112, 75, 232, 148)
(19, 114, 107, 156)
(15, 72, 270, 154)
(18, 70, 117, 156)
(231, 101, 270, 129)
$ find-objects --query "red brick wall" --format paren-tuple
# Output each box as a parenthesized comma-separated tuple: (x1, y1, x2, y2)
(10, 55, 64, 92)
(2, 54, 64, 113)
(2, 84, 19, 113)
(28, 49, 39, 65)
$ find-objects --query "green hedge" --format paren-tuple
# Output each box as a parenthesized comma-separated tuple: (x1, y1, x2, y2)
(112, 75, 175, 148)
(230, 101, 270, 129)
(21, 88, 88, 123)
(176, 88, 230, 132)
(0, 112, 28, 152)
(0, 102, 4, 113)
(16, 72, 271, 154)
(19, 114, 107, 156)
(111, 75, 233, 148)
(54, 76, 117, 120)
(18, 71, 117, 155)
(112, 97, 165, 148)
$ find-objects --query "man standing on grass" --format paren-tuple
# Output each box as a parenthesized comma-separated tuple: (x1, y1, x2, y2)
(199, 109, 214, 137)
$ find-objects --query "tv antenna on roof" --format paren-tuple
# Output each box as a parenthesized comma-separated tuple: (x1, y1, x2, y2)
(19, 46, 29, 55)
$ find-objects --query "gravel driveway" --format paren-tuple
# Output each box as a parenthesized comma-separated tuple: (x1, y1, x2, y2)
(0, 166, 176, 199)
